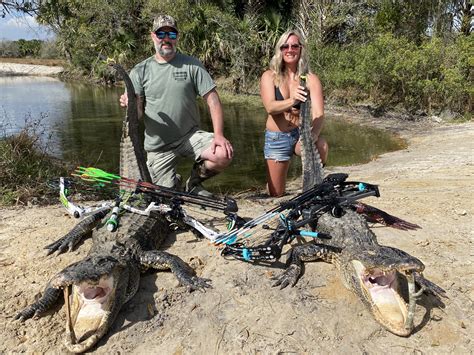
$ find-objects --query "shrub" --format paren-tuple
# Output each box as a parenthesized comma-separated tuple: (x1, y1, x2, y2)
(311, 33, 472, 114)
(0, 118, 69, 205)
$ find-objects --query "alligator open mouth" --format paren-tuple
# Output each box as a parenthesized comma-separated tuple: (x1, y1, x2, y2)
(352, 260, 416, 336)
(63, 275, 116, 353)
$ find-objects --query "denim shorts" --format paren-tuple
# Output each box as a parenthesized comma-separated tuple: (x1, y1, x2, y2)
(264, 128, 300, 162)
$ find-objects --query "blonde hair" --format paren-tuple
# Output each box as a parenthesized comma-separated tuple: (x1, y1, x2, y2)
(269, 29, 309, 86)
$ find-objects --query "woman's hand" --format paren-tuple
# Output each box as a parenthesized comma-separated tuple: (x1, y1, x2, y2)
(291, 85, 307, 106)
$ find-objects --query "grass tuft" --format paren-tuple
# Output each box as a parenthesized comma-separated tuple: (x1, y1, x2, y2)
(0, 118, 69, 205)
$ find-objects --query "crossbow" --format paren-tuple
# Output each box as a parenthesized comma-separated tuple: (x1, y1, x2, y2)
(58, 168, 386, 261)
(218, 173, 380, 262)
(58, 166, 241, 239)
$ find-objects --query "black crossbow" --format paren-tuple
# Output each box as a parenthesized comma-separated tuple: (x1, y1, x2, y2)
(219, 173, 380, 262)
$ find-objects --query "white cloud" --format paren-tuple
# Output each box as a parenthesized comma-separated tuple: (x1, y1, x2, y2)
(0, 13, 53, 40)
(6, 15, 39, 28)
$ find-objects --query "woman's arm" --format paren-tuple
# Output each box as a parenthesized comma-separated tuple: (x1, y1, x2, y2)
(260, 70, 307, 115)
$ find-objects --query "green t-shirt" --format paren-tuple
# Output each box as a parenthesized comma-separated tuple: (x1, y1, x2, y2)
(130, 53, 216, 152)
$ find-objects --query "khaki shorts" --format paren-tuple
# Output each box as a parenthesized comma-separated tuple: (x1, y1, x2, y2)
(147, 129, 214, 187)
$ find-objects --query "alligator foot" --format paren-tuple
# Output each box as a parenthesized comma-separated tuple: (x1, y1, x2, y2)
(272, 263, 302, 289)
(139, 250, 212, 291)
(180, 275, 212, 291)
(273, 243, 342, 289)
(45, 209, 110, 255)
(15, 286, 61, 321)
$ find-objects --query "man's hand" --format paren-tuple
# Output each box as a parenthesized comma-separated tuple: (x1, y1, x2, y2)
(119, 93, 128, 107)
(211, 135, 233, 159)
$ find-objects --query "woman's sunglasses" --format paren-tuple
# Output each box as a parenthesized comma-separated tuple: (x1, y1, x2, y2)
(280, 43, 301, 51)
(155, 31, 178, 40)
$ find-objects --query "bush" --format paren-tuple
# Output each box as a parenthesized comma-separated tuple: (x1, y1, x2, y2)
(311, 33, 472, 114)
(39, 39, 61, 59)
(0, 118, 69, 205)
(0, 40, 20, 57)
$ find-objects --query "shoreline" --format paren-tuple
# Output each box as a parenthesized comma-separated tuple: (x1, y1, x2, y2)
(0, 62, 63, 76)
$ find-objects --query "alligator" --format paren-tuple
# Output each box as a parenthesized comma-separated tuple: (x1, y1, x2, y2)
(15, 62, 211, 353)
(272, 76, 446, 336)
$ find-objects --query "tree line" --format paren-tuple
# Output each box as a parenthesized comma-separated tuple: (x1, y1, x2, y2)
(0, 39, 59, 58)
(2, 0, 472, 115)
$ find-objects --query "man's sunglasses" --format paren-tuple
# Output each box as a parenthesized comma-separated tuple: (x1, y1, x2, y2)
(280, 43, 301, 51)
(155, 31, 178, 40)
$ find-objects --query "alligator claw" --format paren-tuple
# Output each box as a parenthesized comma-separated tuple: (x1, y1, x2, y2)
(15, 286, 61, 322)
(272, 264, 301, 289)
(182, 276, 212, 292)
(44, 209, 109, 256)
(44, 237, 72, 255)
(14, 307, 36, 322)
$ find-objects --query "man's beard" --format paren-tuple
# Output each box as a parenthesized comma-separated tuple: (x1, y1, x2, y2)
(155, 41, 176, 57)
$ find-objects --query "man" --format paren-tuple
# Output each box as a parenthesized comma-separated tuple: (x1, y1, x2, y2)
(120, 14, 233, 197)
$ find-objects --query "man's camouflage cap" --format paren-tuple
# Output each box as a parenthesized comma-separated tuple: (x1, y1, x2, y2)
(153, 14, 178, 32)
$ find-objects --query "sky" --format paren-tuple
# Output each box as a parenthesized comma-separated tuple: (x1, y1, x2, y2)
(0, 12, 52, 41)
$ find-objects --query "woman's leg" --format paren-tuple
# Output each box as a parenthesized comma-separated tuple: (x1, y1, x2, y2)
(266, 159, 290, 197)
(316, 137, 329, 164)
(294, 137, 329, 164)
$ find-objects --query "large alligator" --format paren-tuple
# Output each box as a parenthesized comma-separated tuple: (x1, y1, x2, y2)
(273, 76, 447, 336)
(15, 62, 210, 353)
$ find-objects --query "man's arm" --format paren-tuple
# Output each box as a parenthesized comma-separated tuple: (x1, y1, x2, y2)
(203, 89, 233, 158)
(119, 93, 144, 120)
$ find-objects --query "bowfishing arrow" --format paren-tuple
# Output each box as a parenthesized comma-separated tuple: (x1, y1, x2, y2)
(73, 166, 239, 214)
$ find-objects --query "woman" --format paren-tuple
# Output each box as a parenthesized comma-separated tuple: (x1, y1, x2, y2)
(260, 29, 328, 197)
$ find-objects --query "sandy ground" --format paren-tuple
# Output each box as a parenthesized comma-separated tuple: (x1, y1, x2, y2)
(0, 62, 63, 76)
(0, 116, 472, 354)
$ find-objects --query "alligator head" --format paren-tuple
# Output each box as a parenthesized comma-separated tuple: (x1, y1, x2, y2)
(49, 253, 137, 352)
(348, 245, 426, 336)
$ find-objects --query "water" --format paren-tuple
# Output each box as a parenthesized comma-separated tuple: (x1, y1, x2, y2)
(0, 76, 403, 192)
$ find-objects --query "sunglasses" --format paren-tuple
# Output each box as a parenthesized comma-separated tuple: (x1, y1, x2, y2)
(155, 31, 178, 40)
(280, 43, 301, 51)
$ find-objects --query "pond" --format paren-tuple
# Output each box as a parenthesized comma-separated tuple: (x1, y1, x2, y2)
(0, 75, 404, 193)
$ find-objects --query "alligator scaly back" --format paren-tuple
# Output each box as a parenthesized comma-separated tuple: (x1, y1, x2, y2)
(299, 75, 324, 191)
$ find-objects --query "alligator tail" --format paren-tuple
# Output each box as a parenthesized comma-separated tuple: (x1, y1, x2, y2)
(299, 75, 324, 191)
(111, 62, 152, 185)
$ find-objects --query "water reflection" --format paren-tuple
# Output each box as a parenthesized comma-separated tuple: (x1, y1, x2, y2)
(0, 76, 71, 155)
(0, 76, 403, 192)
(61, 82, 123, 171)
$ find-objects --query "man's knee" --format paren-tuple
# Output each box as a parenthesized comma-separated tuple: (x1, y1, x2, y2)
(205, 146, 232, 170)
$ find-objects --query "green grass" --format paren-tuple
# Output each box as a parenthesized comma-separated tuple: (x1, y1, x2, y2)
(0, 126, 69, 205)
